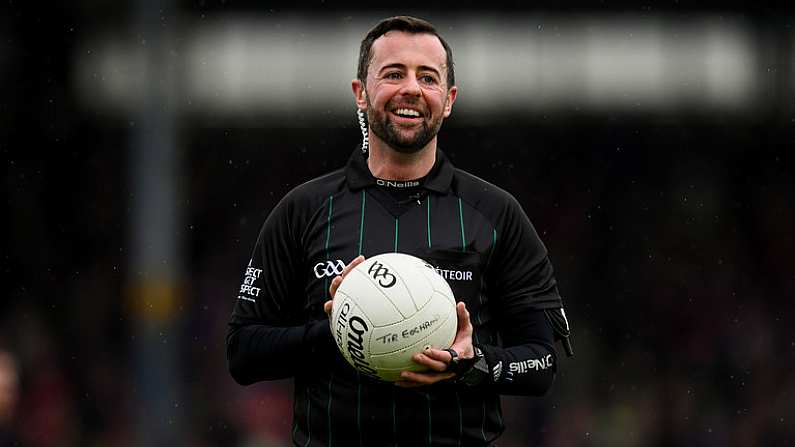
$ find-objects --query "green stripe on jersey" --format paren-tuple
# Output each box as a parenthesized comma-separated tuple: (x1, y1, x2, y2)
(485, 228, 497, 268)
(426, 393, 433, 447)
(358, 191, 366, 256)
(325, 195, 334, 251)
(325, 196, 334, 446)
(426, 195, 432, 248)
(357, 372, 363, 447)
(496, 398, 503, 429)
(328, 373, 334, 447)
(324, 195, 333, 299)
(392, 387, 397, 447)
(481, 401, 487, 442)
(457, 197, 466, 250)
(394, 218, 399, 252)
(456, 391, 463, 447)
(304, 396, 312, 447)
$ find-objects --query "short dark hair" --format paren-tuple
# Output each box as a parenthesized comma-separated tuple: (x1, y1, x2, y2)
(357, 16, 455, 89)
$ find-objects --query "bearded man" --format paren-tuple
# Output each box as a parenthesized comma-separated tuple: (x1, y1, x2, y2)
(227, 15, 573, 446)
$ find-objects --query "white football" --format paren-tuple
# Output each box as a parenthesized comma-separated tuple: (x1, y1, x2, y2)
(330, 252, 458, 382)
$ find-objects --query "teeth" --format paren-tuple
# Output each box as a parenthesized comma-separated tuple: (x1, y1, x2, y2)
(395, 108, 420, 117)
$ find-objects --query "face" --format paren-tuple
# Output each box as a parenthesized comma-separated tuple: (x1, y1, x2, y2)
(353, 31, 457, 153)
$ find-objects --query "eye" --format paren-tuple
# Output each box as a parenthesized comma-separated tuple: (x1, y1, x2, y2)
(385, 72, 403, 80)
(419, 74, 438, 85)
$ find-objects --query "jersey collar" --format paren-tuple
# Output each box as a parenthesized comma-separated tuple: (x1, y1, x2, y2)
(345, 146, 455, 193)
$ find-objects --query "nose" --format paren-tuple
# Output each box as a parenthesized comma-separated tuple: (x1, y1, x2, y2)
(399, 73, 422, 97)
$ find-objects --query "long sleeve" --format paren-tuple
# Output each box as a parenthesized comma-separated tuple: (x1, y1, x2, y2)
(478, 306, 558, 396)
(227, 318, 334, 385)
(226, 193, 334, 385)
(474, 193, 568, 395)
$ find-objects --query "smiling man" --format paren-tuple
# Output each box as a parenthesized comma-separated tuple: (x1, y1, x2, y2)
(354, 28, 456, 157)
(227, 16, 573, 446)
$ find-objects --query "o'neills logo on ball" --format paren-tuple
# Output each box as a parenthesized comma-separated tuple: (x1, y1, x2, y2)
(335, 302, 378, 377)
(334, 302, 351, 347)
(346, 316, 377, 377)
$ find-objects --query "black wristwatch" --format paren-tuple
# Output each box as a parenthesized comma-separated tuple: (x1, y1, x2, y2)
(449, 346, 489, 386)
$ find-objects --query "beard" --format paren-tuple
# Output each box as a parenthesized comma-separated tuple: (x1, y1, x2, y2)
(366, 96, 444, 154)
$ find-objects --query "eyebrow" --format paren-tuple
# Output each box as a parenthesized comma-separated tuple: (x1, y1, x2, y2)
(378, 63, 442, 77)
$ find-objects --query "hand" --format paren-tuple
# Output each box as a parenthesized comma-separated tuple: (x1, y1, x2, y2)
(323, 255, 365, 315)
(395, 302, 474, 388)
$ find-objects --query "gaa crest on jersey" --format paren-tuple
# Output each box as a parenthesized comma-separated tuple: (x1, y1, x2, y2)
(314, 259, 346, 278)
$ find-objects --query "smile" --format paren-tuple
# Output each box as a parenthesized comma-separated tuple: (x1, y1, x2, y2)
(393, 108, 422, 118)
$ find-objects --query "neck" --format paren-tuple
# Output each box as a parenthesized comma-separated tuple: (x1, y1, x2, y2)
(367, 134, 437, 181)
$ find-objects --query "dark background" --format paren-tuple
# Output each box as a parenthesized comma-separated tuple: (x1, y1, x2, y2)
(2, 2, 794, 446)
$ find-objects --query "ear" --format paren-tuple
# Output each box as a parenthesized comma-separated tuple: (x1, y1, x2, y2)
(442, 85, 458, 118)
(352, 79, 367, 111)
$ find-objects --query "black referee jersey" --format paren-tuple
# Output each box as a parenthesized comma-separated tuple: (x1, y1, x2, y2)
(227, 147, 568, 447)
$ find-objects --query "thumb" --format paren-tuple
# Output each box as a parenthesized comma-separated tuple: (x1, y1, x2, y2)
(454, 302, 472, 341)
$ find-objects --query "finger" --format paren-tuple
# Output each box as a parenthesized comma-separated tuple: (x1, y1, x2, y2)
(398, 370, 455, 385)
(456, 302, 471, 331)
(330, 256, 365, 298)
(452, 302, 473, 345)
(411, 352, 449, 372)
(422, 348, 455, 364)
(329, 275, 343, 298)
(323, 300, 333, 315)
(341, 255, 365, 278)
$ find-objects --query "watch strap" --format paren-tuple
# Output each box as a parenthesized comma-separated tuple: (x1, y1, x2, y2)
(444, 348, 478, 375)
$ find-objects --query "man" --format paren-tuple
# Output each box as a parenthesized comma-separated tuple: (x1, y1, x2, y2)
(227, 16, 573, 446)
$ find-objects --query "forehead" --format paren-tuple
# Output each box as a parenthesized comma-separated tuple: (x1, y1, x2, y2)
(369, 31, 447, 74)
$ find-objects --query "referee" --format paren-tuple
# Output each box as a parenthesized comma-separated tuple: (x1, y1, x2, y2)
(227, 16, 573, 447)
